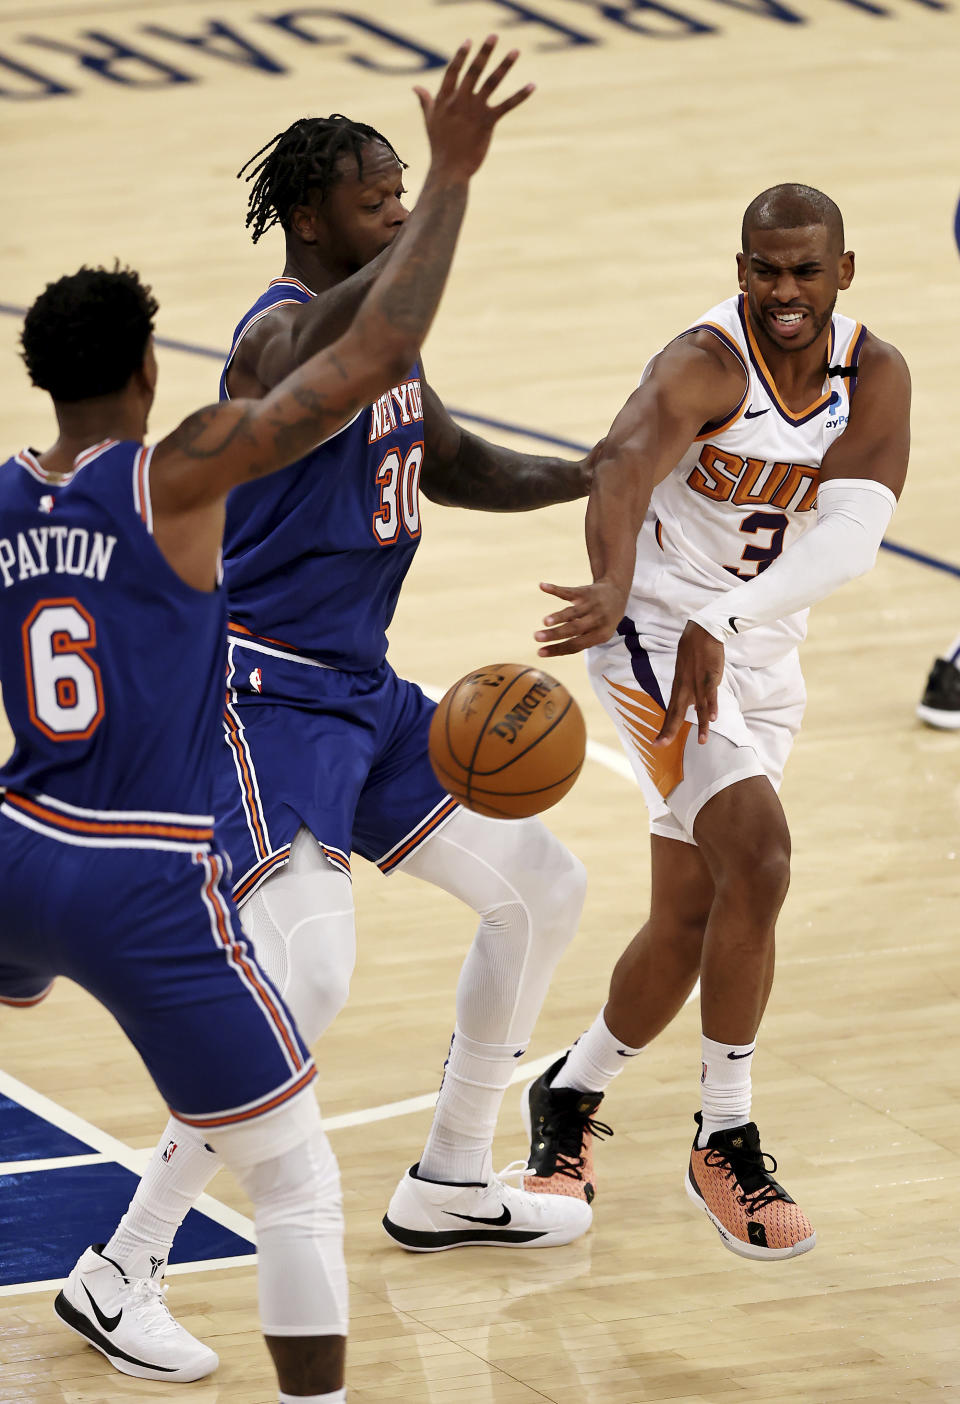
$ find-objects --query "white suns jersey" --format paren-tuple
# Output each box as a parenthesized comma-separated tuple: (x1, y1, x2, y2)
(629, 293, 865, 668)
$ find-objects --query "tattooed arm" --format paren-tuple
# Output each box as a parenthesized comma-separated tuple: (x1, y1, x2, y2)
(225, 244, 395, 400)
(420, 378, 593, 511)
(146, 38, 535, 590)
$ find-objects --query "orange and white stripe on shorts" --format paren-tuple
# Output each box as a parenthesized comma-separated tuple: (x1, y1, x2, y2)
(223, 639, 273, 867)
(0, 981, 55, 1008)
(377, 795, 460, 875)
(0, 790, 215, 852)
(195, 851, 308, 1085)
(170, 1061, 317, 1129)
(603, 675, 690, 799)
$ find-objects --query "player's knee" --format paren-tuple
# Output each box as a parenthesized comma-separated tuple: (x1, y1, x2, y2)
(237, 1122, 343, 1240)
(242, 849, 356, 1047)
(718, 834, 791, 912)
(537, 841, 587, 944)
(283, 915, 355, 1046)
(507, 820, 586, 946)
(216, 1099, 348, 1338)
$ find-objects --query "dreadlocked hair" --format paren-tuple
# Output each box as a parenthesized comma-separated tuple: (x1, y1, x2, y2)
(21, 263, 158, 403)
(237, 114, 406, 244)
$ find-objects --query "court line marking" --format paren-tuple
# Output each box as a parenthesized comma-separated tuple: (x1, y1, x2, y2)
(0, 304, 957, 581)
(0, 1152, 106, 1174)
(0, 1069, 258, 1284)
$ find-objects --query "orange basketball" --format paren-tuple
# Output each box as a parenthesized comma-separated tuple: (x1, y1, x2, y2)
(428, 663, 586, 819)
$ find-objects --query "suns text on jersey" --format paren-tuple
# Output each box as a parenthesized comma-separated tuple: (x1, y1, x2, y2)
(687, 445, 820, 512)
(368, 377, 423, 444)
(0, 527, 117, 590)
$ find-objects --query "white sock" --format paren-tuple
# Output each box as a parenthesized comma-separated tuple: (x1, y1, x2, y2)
(419, 1027, 521, 1184)
(698, 1034, 755, 1147)
(103, 1117, 220, 1278)
(550, 1008, 643, 1094)
(944, 632, 960, 665)
(279, 1391, 346, 1403)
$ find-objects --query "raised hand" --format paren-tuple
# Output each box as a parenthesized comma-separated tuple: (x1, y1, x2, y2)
(415, 35, 534, 178)
(655, 620, 724, 747)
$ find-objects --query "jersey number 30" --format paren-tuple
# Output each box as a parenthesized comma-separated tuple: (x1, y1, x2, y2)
(372, 442, 424, 545)
(22, 599, 105, 742)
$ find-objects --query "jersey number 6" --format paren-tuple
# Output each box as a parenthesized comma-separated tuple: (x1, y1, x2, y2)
(372, 442, 424, 545)
(22, 598, 105, 742)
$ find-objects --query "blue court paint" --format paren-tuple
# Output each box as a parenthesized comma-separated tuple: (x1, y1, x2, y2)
(0, 1161, 253, 1287)
(0, 304, 956, 581)
(954, 192, 960, 259)
(0, 1093, 93, 1161)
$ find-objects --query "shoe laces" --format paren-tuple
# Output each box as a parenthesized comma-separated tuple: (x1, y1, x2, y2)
(126, 1276, 180, 1338)
(539, 1107, 613, 1182)
(704, 1144, 785, 1212)
(495, 1161, 571, 1218)
(498, 1159, 534, 1184)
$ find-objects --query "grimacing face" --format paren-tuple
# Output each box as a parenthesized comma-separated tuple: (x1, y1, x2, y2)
(737, 225, 854, 355)
(291, 141, 409, 272)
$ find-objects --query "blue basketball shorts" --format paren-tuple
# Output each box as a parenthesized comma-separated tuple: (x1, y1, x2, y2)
(219, 631, 458, 904)
(0, 793, 314, 1127)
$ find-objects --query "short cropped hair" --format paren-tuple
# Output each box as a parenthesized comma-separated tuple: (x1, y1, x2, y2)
(21, 264, 158, 403)
(741, 184, 845, 254)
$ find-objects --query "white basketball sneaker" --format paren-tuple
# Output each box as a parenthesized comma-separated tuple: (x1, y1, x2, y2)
(54, 1244, 218, 1381)
(381, 1161, 593, 1251)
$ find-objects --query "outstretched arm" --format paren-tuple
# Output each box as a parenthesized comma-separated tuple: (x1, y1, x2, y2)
(148, 37, 534, 589)
(533, 333, 747, 657)
(656, 334, 910, 747)
(225, 244, 397, 400)
(420, 379, 593, 510)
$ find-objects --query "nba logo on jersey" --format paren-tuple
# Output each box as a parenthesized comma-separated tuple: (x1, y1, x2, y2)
(249, 668, 263, 694)
(38, 494, 54, 514)
(161, 1140, 178, 1163)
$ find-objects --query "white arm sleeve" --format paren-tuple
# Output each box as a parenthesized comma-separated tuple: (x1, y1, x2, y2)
(690, 477, 897, 642)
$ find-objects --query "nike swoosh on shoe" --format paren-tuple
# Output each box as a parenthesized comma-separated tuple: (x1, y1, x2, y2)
(81, 1282, 122, 1333)
(442, 1206, 512, 1227)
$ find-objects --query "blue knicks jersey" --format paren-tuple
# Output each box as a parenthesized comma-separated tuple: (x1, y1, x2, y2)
(0, 441, 226, 817)
(219, 277, 424, 671)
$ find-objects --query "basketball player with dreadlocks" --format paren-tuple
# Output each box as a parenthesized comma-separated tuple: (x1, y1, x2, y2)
(6, 42, 528, 1398)
(63, 35, 593, 1381)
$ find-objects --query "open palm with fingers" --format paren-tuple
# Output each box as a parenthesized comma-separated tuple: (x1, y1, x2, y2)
(415, 35, 535, 178)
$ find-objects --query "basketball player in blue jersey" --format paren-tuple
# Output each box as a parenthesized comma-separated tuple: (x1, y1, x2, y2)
(0, 41, 532, 1398)
(522, 186, 910, 1260)
(74, 35, 597, 1373)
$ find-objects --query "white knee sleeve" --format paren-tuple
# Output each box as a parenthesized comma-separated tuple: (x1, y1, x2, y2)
(212, 1093, 348, 1338)
(240, 828, 356, 1046)
(402, 809, 586, 1046)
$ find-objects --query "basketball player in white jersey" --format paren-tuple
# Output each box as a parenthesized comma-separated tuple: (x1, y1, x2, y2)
(520, 184, 910, 1260)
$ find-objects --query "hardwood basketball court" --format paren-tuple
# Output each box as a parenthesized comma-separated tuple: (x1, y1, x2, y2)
(2, 2, 959, 1399)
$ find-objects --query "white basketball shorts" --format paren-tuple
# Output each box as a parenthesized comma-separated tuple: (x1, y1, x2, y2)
(587, 618, 806, 845)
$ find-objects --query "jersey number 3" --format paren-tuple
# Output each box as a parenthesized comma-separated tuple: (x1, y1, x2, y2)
(373, 442, 424, 545)
(723, 510, 788, 581)
(23, 599, 105, 741)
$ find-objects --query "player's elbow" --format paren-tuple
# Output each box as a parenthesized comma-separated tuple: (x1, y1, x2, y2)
(349, 322, 416, 392)
(821, 510, 886, 583)
(374, 330, 417, 387)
